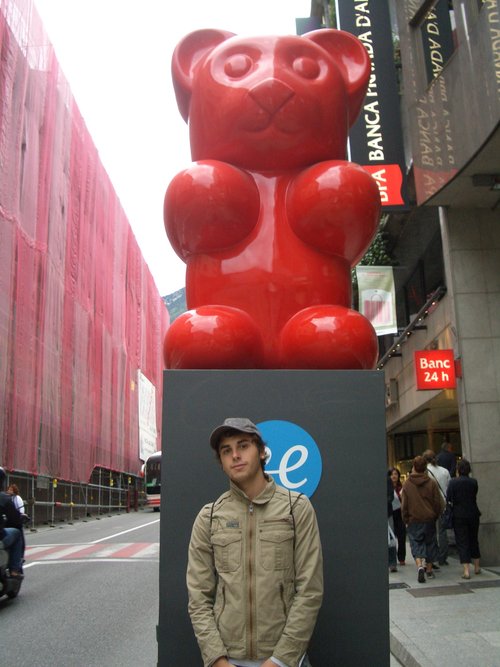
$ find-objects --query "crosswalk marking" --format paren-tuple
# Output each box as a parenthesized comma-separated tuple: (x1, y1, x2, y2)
(26, 542, 159, 562)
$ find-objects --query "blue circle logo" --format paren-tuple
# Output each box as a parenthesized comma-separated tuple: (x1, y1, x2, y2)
(257, 420, 322, 498)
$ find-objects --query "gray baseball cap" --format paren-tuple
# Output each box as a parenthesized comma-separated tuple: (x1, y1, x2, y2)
(209, 417, 262, 450)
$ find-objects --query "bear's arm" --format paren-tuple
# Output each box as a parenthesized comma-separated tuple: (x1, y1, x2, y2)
(286, 160, 381, 266)
(164, 159, 261, 260)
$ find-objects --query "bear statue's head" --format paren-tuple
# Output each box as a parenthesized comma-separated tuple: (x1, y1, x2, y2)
(171, 29, 370, 171)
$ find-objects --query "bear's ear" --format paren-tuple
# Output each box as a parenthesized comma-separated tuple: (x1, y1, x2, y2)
(304, 29, 370, 126)
(172, 29, 235, 122)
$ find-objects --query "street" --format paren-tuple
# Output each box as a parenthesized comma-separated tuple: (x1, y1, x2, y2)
(0, 510, 160, 667)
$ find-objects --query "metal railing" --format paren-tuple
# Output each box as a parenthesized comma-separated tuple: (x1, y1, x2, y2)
(3, 468, 146, 530)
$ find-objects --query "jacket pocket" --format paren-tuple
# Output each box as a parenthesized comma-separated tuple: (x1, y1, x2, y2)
(211, 530, 242, 572)
(259, 526, 294, 570)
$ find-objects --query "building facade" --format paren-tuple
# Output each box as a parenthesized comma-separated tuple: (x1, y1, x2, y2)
(0, 0, 169, 516)
(382, 0, 500, 564)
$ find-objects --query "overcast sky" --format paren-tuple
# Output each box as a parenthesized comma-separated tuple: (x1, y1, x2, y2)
(33, 0, 312, 296)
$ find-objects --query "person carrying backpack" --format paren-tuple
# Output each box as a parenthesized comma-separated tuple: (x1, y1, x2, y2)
(186, 418, 324, 667)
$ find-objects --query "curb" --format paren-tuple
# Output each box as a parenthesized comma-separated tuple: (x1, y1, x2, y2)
(390, 622, 431, 667)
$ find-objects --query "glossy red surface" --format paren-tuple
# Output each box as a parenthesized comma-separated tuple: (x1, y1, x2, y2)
(164, 29, 381, 369)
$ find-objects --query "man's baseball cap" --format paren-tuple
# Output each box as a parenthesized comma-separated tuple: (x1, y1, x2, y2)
(209, 418, 262, 450)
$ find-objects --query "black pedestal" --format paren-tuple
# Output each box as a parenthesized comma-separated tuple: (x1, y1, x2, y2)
(157, 370, 389, 666)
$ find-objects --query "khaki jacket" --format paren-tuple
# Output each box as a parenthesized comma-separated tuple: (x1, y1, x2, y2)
(186, 478, 323, 667)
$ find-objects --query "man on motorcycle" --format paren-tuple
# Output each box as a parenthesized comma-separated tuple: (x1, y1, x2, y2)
(0, 467, 24, 577)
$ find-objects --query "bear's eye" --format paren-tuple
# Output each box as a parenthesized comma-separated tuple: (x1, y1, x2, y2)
(224, 54, 253, 78)
(292, 56, 320, 79)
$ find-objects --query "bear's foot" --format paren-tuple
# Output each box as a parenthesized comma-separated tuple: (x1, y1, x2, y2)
(164, 305, 265, 369)
(279, 305, 378, 369)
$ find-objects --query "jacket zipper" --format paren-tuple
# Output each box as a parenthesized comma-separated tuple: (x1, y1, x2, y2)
(248, 501, 255, 658)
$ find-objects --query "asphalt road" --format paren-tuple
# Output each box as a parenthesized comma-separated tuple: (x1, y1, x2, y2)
(0, 510, 160, 667)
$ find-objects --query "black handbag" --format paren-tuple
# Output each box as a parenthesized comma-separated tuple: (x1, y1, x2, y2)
(442, 502, 454, 530)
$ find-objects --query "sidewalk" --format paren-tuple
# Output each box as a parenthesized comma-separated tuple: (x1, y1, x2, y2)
(389, 549, 500, 667)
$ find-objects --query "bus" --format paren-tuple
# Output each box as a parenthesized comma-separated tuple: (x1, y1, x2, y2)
(143, 451, 161, 510)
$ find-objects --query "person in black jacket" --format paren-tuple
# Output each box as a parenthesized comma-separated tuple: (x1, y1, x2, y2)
(0, 467, 24, 577)
(446, 459, 481, 579)
(437, 441, 457, 478)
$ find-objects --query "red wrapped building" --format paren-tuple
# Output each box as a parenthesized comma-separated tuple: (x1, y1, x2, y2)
(0, 0, 168, 507)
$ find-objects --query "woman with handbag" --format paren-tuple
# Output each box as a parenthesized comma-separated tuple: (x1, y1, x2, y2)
(446, 459, 481, 580)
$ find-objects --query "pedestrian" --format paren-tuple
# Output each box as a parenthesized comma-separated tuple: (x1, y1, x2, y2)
(401, 456, 444, 583)
(389, 467, 406, 566)
(446, 459, 481, 580)
(186, 417, 324, 667)
(387, 472, 398, 572)
(422, 450, 451, 566)
(436, 441, 457, 478)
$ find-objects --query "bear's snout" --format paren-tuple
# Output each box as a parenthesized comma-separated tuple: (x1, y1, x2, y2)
(249, 78, 294, 115)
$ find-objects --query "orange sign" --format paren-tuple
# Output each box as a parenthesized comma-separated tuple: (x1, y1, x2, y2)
(414, 350, 456, 390)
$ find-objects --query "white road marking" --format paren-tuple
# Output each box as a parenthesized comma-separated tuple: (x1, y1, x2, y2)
(91, 518, 160, 543)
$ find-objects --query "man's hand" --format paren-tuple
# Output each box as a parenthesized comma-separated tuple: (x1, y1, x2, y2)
(261, 660, 279, 667)
(212, 658, 232, 667)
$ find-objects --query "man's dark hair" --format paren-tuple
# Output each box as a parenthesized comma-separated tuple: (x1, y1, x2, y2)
(457, 459, 471, 476)
(214, 428, 267, 472)
(413, 455, 427, 474)
(422, 449, 436, 464)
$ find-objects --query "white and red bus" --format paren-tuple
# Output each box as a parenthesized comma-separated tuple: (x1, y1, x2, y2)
(143, 451, 161, 510)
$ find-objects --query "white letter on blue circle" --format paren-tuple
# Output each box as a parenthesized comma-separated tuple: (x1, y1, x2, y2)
(257, 420, 322, 498)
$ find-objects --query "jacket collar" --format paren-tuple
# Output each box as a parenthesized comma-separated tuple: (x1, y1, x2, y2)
(229, 477, 276, 505)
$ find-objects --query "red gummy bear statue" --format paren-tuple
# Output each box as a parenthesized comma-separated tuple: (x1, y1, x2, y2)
(164, 28, 381, 369)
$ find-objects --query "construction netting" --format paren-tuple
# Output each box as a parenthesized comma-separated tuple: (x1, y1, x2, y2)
(0, 0, 169, 482)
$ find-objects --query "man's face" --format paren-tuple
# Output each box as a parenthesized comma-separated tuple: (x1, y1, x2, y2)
(218, 434, 264, 487)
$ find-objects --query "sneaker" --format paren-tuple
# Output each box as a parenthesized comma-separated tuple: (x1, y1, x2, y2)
(390, 566, 398, 572)
(399, 561, 406, 566)
(418, 567, 426, 583)
(432, 563, 440, 570)
(426, 570, 435, 579)
(438, 560, 449, 566)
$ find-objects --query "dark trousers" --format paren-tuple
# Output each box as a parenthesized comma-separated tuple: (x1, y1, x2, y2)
(407, 521, 438, 563)
(453, 517, 480, 563)
(393, 508, 406, 563)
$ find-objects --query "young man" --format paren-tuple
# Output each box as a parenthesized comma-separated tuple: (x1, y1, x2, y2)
(186, 418, 323, 667)
(401, 455, 444, 583)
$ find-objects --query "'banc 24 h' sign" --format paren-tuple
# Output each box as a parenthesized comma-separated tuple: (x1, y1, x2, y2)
(414, 350, 456, 390)
(257, 420, 323, 498)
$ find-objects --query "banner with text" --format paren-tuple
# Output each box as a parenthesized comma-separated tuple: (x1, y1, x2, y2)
(337, 0, 409, 211)
(138, 371, 158, 462)
(356, 266, 397, 336)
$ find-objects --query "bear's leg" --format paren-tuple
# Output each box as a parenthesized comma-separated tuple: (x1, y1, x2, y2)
(164, 305, 265, 369)
(279, 305, 378, 370)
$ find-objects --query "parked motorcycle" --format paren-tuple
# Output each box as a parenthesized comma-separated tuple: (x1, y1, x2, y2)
(0, 544, 23, 599)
